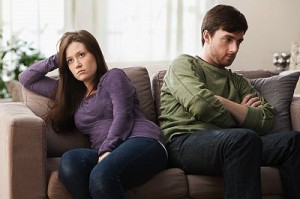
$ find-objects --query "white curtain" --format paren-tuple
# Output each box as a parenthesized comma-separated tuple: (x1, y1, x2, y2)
(65, 0, 218, 62)
(1, 0, 217, 62)
(1, 0, 64, 56)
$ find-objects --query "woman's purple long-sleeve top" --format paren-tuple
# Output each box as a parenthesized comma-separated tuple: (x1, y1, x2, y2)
(19, 54, 165, 155)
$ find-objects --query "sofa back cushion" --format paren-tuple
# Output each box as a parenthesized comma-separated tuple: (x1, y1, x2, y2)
(122, 67, 156, 123)
(22, 88, 92, 157)
(151, 69, 278, 118)
(22, 66, 156, 157)
(152, 69, 299, 133)
(251, 71, 300, 133)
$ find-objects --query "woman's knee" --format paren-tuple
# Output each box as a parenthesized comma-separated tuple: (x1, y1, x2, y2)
(59, 148, 97, 180)
(59, 150, 81, 180)
(89, 165, 114, 195)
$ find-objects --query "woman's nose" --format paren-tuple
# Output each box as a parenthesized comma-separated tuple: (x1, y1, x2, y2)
(75, 59, 82, 68)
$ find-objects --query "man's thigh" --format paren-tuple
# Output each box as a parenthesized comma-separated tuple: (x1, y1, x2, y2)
(261, 131, 300, 166)
(166, 128, 256, 175)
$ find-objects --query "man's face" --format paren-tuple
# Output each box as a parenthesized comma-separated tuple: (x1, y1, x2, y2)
(204, 29, 244, 68)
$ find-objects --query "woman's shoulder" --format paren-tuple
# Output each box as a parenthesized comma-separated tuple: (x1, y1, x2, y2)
(100, 68, 129, 84)
(103, 68, 127, 79)
(108, 68, 126, 76)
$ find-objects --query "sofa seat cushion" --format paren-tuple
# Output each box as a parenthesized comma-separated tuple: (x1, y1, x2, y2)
(187, 175, 223, 199)
(127, 168, 188, 199)
(47, 158, 71, 199)
(187, 167, 283, 198)
(47, 158, 188, 199)
(260, 167, 283, 195)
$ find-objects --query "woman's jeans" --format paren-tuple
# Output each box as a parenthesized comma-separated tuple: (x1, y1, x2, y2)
(58, 137, 167, 199)
(167, 128, 300, 199)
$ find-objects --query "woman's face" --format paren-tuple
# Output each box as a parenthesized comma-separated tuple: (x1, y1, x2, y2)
(65, 41, 97, 88)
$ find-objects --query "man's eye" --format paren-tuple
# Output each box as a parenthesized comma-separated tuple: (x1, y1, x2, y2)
(226, 37, 232, 42)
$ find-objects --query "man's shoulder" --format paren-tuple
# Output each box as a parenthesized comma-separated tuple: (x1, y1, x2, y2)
(170, 54, 201, 70)
(227, 69, 249, 81)
(172, 54, 196, 63)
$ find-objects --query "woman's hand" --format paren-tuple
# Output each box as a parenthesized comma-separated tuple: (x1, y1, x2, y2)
(98, 152, 111, 163)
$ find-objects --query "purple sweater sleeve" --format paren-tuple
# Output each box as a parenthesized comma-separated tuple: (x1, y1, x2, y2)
(98, 69, 135, 155)
(18, 54, 59, 99)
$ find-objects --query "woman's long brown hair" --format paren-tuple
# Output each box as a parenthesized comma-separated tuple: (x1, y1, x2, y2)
(46, 30, 108, 134)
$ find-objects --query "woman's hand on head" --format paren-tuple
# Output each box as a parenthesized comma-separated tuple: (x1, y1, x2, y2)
(98, 152, 111, 163)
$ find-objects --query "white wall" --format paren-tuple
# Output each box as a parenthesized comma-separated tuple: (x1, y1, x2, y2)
(218, 0, 300, 71)
(104, 1, 300, 74)
(111, 0, 300, 77)
(62, 1, 300, 73)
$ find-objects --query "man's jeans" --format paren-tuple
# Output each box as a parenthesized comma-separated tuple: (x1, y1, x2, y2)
(167, 128, 300, 199)
(58, 137, 167, 199)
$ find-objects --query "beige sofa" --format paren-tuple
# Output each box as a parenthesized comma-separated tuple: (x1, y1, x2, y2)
(0, 66, 299, 199)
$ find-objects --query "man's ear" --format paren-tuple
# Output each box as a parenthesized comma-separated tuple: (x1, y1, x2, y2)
(203, 30, 211, 44)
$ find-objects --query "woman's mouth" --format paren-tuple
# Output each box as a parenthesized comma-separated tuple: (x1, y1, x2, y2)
(77, 70, 85, 75)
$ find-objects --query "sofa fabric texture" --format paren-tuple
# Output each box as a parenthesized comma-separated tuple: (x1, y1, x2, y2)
(0, 67, 299, 199)
(250, 71, 300, 133)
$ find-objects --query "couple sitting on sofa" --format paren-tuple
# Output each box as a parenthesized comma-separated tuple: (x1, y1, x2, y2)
(19, 5, 300, 199)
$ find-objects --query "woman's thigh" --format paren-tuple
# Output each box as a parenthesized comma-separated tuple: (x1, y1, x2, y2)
(58, 148, 99, 199)
(59, 148, 98, 177)
(92, 137, 167, 189)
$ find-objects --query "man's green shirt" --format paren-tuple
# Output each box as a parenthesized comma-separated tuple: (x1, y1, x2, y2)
(159, 54, 274, 142)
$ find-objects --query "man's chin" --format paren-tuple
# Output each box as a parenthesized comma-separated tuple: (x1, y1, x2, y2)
(223, 59, 234, 67)
(218, 63, 232, 68)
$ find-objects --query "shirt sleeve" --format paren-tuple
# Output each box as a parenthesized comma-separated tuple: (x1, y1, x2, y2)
(235, 75, 274, 134)
(18, 54, 59, 99)
(98, 69, 135, 155)
(165, 57, 236, 127)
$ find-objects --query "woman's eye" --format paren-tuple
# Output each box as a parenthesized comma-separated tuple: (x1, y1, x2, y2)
(67, 59, 73, 64)
(79, 53, 84, 57)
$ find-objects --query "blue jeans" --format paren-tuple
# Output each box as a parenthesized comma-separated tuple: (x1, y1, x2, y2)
(58, 137, 167, 199)
(167, 128, 300, 199)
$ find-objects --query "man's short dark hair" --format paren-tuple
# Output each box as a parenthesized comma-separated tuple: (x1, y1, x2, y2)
(201, 5, 248, 45)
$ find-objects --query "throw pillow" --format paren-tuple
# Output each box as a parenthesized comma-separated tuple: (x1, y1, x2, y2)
(5, 80, 23, 102)
(250, 71, 300, 133)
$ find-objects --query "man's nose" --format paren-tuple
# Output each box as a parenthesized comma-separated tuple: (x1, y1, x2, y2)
(230, 42, 239, 53)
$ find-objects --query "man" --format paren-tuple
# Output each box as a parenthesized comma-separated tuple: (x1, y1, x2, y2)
(159, 4, 300, 199)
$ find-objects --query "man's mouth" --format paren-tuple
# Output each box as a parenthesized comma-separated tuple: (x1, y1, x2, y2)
(227, 54, 236, 61)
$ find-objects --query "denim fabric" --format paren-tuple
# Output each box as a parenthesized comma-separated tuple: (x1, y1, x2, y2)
(167, 129, 300, 199)
(261, 131, 300, 199)
(58, 137, 167, 199)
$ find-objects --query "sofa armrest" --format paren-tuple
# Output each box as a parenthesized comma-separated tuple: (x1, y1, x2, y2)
(291, 96, 300, 131)
(0, 103, 47, 199)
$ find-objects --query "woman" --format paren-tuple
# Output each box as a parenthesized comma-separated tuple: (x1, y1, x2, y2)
(19, 30, 167, 199)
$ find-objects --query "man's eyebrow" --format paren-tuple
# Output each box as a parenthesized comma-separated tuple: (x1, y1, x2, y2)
(226, 34, 244, 42)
